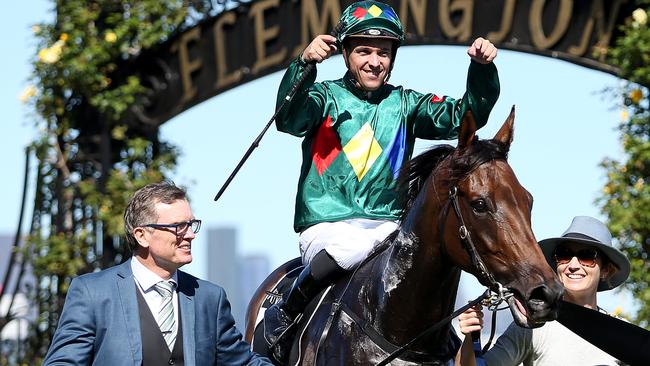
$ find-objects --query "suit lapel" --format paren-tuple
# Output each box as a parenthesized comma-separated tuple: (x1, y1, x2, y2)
(116, 259, 143, 366)
(178, 271, 196, 366)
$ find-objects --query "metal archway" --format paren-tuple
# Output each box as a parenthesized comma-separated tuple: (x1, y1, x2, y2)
(125, 0, 635, 126)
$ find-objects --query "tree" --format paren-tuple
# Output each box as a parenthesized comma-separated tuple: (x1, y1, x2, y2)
(1, 1, 240, 363)
(600, 3, 650, 329)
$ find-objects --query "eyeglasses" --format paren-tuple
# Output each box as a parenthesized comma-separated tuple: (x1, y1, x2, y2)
(143, 219, 201, 236)
(553, 246, 599, 267)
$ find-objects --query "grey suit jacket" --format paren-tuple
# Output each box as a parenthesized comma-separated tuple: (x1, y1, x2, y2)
(43, 259, 271, 365)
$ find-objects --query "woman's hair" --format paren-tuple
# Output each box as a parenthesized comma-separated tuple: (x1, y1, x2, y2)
(598, 250, 619, 289)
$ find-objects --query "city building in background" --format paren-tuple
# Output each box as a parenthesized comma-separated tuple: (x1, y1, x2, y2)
(207, 227, 270, 328)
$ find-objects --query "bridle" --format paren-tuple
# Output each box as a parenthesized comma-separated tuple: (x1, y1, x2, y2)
(447, 185, 511, 300)
(373, 184, 514, 365)
(317, 160, 516, 365)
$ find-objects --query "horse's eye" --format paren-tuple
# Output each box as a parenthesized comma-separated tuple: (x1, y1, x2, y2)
(471, 199, 488, 213)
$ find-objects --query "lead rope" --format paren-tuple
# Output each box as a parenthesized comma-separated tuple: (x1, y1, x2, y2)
(374, 286, 514, 366)
(375, 290, 490, 366)
(472, 290, 510, 365)
(482, 290, 512, 352)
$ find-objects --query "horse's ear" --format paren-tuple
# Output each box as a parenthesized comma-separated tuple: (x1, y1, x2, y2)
(457, 109, 477, 151)
(494, 105, 515, 147)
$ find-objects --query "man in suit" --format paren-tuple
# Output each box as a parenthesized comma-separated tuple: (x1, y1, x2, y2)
(43, 181, 272, 365)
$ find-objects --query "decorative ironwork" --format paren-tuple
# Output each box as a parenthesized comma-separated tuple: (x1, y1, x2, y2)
(117, 0, 638, 127)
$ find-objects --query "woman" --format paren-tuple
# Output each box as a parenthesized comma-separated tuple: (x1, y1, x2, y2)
(457, 216, 631, 366)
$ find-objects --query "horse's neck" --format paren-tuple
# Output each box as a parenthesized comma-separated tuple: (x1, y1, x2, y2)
(379, 230, 460, 313)
(369, 199, 462, 348)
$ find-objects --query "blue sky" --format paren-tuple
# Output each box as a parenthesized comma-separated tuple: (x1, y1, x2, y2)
(2, 1, 637, 318)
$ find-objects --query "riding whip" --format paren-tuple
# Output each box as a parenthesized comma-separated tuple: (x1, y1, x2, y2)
(213, 21, 346, 202)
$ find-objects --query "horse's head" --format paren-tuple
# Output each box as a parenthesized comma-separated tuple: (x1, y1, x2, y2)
(401, 107, 563, 328)
(448, 107, 563, 327)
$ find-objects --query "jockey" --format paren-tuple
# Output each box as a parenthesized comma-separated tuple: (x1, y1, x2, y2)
(264, 1, 500, 362)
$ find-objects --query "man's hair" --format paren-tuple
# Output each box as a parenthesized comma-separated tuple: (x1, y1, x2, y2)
(124, 181, 187, 251)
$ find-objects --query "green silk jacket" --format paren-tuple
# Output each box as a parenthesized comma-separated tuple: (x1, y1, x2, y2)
(276, 57, 500, 232)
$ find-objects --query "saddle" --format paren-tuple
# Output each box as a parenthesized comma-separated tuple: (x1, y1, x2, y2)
(251, 259, 334, 362)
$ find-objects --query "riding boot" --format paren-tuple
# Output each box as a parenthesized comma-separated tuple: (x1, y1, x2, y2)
(264, 250, 344, 363)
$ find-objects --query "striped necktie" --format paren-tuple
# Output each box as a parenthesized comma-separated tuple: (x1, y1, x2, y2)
(154, 280, 176, 350)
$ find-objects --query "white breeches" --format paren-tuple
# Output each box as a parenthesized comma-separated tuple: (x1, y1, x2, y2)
(299, 218, 399, 270)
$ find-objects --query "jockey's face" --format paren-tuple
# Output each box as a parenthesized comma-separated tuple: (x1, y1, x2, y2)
(343, 37, 394, 91)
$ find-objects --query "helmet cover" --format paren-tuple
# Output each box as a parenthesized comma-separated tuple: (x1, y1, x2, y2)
(337, 1, 404, 46)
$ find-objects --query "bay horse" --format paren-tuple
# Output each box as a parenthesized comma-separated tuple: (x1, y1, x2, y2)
(246, 108, 564, 365)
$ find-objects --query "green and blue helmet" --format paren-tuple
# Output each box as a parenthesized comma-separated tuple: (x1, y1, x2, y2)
(337, 1, 404, 46)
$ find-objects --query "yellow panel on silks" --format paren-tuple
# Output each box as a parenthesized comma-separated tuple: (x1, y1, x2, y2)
(366, 4, 383, 18)
(343, 122, 383, 181)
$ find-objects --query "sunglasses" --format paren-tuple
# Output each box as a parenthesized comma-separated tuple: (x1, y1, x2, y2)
(553, 246, 599, 267)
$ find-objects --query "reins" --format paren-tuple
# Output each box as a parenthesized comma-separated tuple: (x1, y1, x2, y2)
(375, 185, 513, 365)
(374, 290, 512, 366)
(312, 182, 515, 365)
(375, 290, 489, 366)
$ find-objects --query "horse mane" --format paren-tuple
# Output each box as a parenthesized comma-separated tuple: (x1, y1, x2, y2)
(397, 136, 510, 219)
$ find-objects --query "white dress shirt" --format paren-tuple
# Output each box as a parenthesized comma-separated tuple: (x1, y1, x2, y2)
(131, 258, 179, 343)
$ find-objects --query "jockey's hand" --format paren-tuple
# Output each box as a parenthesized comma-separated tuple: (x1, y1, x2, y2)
(302, 35, 338, 63)
(458, 305, 484, 335)
(467, 37, 497, 64)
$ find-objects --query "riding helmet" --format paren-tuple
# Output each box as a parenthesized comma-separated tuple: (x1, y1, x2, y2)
(337, 1, 404, 47)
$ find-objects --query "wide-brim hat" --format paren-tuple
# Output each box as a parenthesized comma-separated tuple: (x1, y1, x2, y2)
(538, 216, 631, 291)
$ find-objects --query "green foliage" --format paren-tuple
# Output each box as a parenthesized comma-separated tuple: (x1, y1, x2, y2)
(600, 3, 650, 328)
(32, 1, 188, 123)
(80, 134, 179, 238)
(29, 232, 90, 286)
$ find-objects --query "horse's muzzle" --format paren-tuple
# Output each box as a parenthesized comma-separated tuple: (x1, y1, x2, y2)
(508, 283, 564, 328)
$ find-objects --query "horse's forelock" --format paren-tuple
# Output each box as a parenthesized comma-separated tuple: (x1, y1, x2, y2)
(397, 138, 509, 220)
(450, 138, 510, 181)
